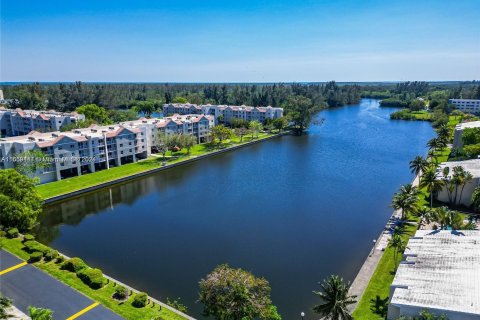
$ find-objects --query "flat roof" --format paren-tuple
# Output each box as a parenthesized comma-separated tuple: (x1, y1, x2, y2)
(390, 230, 480, 316)
(438, 159, 480, 178)
(455, 120, 480, 130)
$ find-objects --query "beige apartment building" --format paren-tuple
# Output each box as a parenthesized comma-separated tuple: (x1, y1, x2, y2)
(0, 114, 214, 183)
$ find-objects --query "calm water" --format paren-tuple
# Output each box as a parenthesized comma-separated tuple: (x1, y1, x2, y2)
(37, 99, 435, 319)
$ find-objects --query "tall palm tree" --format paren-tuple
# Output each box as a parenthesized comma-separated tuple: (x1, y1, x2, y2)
(388, 233, 406, 269)
(426, 137, 440, 153)
(436, 124, 451, 143)
(409, 156, 428, 179)
(28, 306, 53, 320)
(312, 275, 356, 320)
(472, 186, 480, 212)
(458, 171, 473, 206)
(419, 168, 444, 208)
(391, 184, 419, 220)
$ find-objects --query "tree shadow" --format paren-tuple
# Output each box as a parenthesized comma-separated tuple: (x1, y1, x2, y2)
(369, 295, 389, 318)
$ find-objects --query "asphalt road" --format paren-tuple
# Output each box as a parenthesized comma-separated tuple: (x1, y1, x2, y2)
(0, 250, 124, 320)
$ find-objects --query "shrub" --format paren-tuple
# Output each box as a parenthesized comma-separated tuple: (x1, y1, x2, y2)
(29, 251, 43, 263)
(7, 228, 19, 238)
(23, 234, 35, 243)
(55, 256, 65, 264)
(44, 249, 59, 262)
(132, 292, 148, 308)
(77, 268, 105, 289)
(23, 240, 48, 255)
(0, 230, 6, 238)
(62, 257, 87, 273)
(113, 285, 128, 300)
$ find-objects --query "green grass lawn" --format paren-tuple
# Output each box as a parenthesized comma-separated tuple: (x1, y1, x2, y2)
(0, 237, 186, 320)
(36, 132, 275, 200)
(410, 110, 432, 120)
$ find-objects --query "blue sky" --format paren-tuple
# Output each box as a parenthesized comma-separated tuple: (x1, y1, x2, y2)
(1, 0, 479, 82)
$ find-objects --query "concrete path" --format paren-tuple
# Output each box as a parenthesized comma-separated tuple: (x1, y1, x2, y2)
(0, 250, 124, 320)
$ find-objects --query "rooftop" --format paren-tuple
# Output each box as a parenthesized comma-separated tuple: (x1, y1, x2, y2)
(438, 159, 480, 178)
(390, 230, 480, 316)
(455, 120, 480, 130)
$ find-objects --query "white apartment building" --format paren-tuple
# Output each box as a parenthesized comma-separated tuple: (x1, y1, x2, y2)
(0, 107, 85, 137)
(0, 114, 214, 183)
(449, 99, 480, 115)
(452, 120, 480, 149)
(163, 103, 284, 125)
(388, 230, 480, 320)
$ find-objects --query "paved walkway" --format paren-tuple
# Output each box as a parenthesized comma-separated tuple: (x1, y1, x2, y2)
(0, 250, 124, 320)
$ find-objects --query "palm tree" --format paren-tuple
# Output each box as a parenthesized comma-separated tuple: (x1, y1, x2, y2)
(312, 275, 356, 320)
(436, 124, 451, 143)
(409, 156, 429, 179)
(388, 233, 406, 269)
(426, 137, 440, 153)
(0, 295, 12, 319)
(472, 186, 480, 212)
(458, 171, 473, 206)
(419, 168, 444, 208)
(28, 306, 53, 320)
(430, 206, 464, 230)
(391, 184, 419, 220)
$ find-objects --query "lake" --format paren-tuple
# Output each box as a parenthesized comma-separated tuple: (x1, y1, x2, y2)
(37, 99, 435, 319)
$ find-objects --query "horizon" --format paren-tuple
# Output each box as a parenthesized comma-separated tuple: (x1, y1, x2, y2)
(1, 0, 480, 82)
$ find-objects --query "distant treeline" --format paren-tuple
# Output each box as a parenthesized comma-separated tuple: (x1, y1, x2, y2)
(1, 81, 362, 112)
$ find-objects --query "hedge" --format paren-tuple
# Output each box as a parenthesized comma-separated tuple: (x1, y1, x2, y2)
(77, 268, 105, 289)
(132, 292, 148, 308)
(114, 285, 128, 300)
(23, 234, 35, 243)
(29, 251, 43, 263)
(7, 228, 19, 238)
(44, 249, 59, 262)
(62, 257, 87, 273)
(23, 240, 49, 255)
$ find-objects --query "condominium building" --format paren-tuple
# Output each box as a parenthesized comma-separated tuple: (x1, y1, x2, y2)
(387, 230, 480, 320)
(452, 120, 480, 149)
(163, 103, 284, 124)
(449, 99, 480, 115)
(0, 107, 85, 137)
(436, 159, 480, 206)
(0, 114, 214, 184)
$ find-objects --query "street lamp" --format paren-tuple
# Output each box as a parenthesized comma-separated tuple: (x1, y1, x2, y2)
(301, 312, 305, 320)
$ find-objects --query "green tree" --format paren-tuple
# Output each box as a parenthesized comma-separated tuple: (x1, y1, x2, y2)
(419, 168, 444, 208)
(409, 156, 428, 178)
(28, 306, 53, 320)
(249, 120, 263, 139)
(472, 186, 480, 212)
(76, 104, 111, 124)
(388, 233, 406, 269)
(133, 101, 155, 118)
(312, 275, 356, 320)
(172, 96, 188, 104)
(234, 127, 249, 142)
(391, 184, 419, 220)
(273, 117, 288, 132)
(13, 149, 51, 179)
(284, 95, 318, 134)
(0, 169, 43, 231)
(179, 134, 197, 154)
(210, 125, 233, 145)
(199, 264, 281, 320)
(0, 295, 12, 320)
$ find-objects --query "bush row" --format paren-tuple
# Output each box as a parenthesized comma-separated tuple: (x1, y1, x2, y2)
(61, 257, 106, 289)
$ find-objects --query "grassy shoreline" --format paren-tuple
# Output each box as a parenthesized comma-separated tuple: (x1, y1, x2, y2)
(0, 237, 187, 320)
(37, 132, 281, 200)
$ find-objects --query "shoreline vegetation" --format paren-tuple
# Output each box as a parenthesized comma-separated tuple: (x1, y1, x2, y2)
(37, 131, 283, 201)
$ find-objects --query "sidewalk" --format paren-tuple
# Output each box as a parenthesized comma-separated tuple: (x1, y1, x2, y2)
(0, 250, 124, 320)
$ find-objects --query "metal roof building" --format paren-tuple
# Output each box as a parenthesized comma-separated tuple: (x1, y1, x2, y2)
(388, 230, 480, 320)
